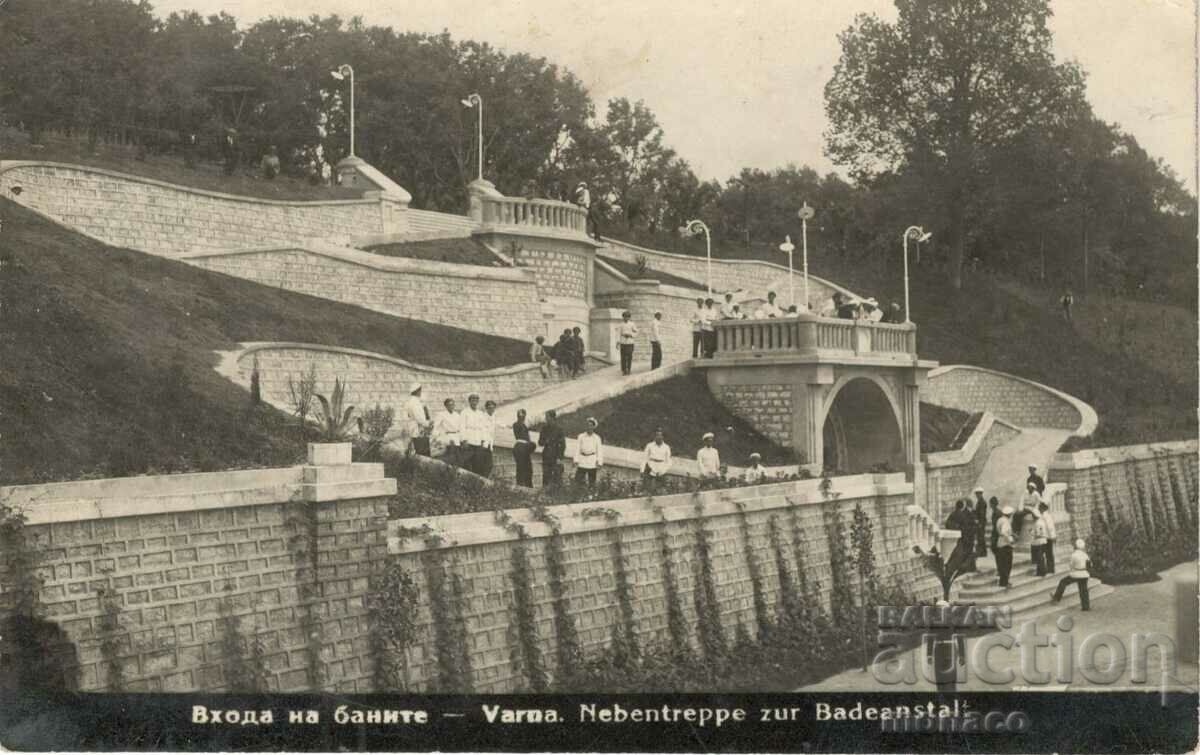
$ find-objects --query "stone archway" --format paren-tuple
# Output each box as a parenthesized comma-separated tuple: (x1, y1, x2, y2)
(821, 377, 906, 474)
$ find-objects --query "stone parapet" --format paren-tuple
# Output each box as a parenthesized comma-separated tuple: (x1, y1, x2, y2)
(923, 364, 1098, 435)
(922, 412, 1022, 522)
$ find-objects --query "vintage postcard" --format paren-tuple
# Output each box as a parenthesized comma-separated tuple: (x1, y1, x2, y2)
(0, 0, 1196, 751)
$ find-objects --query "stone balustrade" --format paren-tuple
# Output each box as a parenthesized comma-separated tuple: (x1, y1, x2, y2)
(906, 503, 962, 559)
(478, 195, 589, 238)
(713, 314, 917, 359)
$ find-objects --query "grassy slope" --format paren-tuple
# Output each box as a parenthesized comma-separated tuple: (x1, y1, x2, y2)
(0, 200, 530, 484)
(1, 129, 362, 202)
(363, 237, 504, 267)
(612, 234, 1196, 448)
(555, 373, 975, 463)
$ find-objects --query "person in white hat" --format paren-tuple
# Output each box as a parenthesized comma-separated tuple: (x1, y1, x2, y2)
(642, 427, 672, 494)
(697, 432, 721, 480)
(432, 397, 464, 466)
(573, 417, 604, 486)
(1026, 464, 1046, 495)
(744, 452, 767, 484)
(461, 393, 490, 476)
(1050, 539, 1092, 610)
(995, 506, 1016, 588)
(404, 383, 432, 456)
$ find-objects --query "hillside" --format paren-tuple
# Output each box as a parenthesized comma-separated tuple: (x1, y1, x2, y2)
(0, 200, 531, 484)
(611, 233, 1197, 450)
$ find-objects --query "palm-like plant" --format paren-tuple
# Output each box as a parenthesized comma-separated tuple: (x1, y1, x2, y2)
(913, 542, 975, 602)
(314, 378, 356, 442)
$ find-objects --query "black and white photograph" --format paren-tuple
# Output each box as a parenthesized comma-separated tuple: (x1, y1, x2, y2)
(0, 0, 1196, 751)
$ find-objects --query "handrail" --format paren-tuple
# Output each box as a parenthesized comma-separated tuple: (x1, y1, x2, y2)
(712, 314, 917, 358)
(478, 195, 590, 237)
(905, 503, 960, 555)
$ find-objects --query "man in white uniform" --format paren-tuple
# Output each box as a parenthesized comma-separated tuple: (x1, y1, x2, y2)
(650, 311, 664, 370)
(697, 432, 721, 479)
(743, 452, 767, 483)
(404, 383, 433, 456)
(432, 398, 464, 466)
(642, 428, 672, 494)
(573, 418, 604, 486)
(461, 393, 491, 476)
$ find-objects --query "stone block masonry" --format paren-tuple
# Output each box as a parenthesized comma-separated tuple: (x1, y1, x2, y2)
(0, 162, 395, 256)
(922, 412, 1021, 521)
(716, 384, 794, 447)
(923, 365, 1097, 434)
(1049, 440, 1198, 545)
(595, 284, 698, 363)
(516, 247, 590, 300)
(0, 463, 939, 694)
(180, 242, 544, 341)
(227, 343, 609, 429)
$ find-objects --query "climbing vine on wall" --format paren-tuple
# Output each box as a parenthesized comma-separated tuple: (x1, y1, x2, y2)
(508, 541, 548, 692)
(766, 515, 798, 629)
(0, 503, 41, 620)
(367, 556, 421, 692)
(218, 584, 268, 692)
(821, 499, 855, 629)
(849, 501, 880, 606)
(286, 501, 324, 690)
(533, 506, 583, 687)
(421, 551, 474, 693)
(656, 522, 689, 661)
(735, 502, 770, 642)
(691, 497, 726, 664)
(95, 575, 125, 692)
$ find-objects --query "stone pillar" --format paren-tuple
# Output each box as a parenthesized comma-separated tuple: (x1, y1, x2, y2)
(900, 368, 926, 479)
(589, 307, 625, 362)
(467, 178, 503, 223)
(791, 366, 834, 468)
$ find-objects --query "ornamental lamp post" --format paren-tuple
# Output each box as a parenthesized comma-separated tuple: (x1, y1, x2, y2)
(460, 93, 483, 182)
(329, 64, 355, 157)
(778, 236, 795, 308)
(902, 226, 932, 323)
(679, 219, 713, 296)
(798, 202, 815, 309)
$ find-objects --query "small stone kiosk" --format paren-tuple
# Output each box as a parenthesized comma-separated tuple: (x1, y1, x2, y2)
(696, 314, 937, 477)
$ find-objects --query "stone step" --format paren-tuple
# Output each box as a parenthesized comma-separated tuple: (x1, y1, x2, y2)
(1007, 583, 1116, 624)
(956, 573, 1112, 620)
(959, 571, 1099, 601)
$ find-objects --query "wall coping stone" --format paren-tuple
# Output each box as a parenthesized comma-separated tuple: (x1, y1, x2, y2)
(1050, 439, 1198, 471)
(925, 364, 1099, 436)
(176, 238, 538, 283)
(389, 471, 910, 552)
(0, 462, 394, 526)
(925, 411, 1021, 469)
(227, 341, 562, 380)
(0, 160, 377, 208)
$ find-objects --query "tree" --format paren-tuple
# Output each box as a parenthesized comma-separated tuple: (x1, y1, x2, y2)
(824, 0, 1087, 288)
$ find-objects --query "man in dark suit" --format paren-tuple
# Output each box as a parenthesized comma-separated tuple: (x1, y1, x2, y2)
(1027, 464, 1046, 495)
(538, 410, 566, 488)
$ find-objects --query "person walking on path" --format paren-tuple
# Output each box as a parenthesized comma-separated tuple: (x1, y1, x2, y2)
(700, 298, 718, 358)
(1049, 539, 1091, 611)
(697, 432, 721, 480)
(973, 488, 989, 557)
(995, 506, 1016, 588)
(512, 408, 535, 487)
(1039, 501, 1057, 574)
(642, 428, 672, 494)
(650, 311, 664, 370)
(530, 336, 552, 379)
(1060, 289, 1074, 322)
(690, 298, 704, 358)
(538, 409, 566, 488)
(573, 417, 604, 486)
(743, 452, 766, 484)
(1027, 464, 1046, 495)
(571, 327, 586, 376)
(404, 383, 433, 457)
(618, 311, 638, 376)
(432, 397, 464, 467)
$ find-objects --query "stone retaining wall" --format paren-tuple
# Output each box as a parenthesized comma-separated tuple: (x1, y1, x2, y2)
(922, 413, 1022, 522)
(714, 383, 795, 447)
(404, 209, 479, 238)
(1048, 440, 1198, 544)
(594, 281, 698, 362)
(515, 246, 590, 301)
(602, 239, 851, 310)
(0, 462, 937, 694)
(923, 365, 1097, 434)
(180, 242, 543, 340)
(227, 343, 608, 428)
(0, 161, 394, 255)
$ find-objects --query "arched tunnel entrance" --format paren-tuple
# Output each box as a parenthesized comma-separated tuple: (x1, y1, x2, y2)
(822, 377, 906, 474)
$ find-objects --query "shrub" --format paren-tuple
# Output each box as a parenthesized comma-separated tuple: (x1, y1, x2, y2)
(313, 377, 355, 442)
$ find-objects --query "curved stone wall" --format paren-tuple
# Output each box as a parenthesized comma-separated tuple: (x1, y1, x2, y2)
(224, 342, 608, 424)
(923, 365, 1098, 435)
(922, 412, 1022, 522)
(181, 242, 544, 340)
(0, 161, 397, 255)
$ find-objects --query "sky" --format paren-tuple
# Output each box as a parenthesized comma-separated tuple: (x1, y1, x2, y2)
(152, 0, 1197, 191)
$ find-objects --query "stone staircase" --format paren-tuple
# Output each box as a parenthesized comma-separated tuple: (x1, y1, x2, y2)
(954, 542, 1114, 622)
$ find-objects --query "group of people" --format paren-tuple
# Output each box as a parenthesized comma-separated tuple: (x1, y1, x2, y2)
(530, 327, 589, 379)
(689, 291, 807, 359)
(828, 292, 904, 323)
(403, 383, 504, 478)
(942, 463, 1092, 610)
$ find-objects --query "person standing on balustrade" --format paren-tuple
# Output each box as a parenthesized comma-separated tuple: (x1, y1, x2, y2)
(700, 298, 718, 358)
(573, 418, 604, 486)
(618, 311, 638, 376)
(690, 298, 705, 358)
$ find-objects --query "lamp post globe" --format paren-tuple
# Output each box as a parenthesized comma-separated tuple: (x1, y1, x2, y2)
(330, 64, 355, 157)
(461, 93, 484, 182)
(901, 226, 931, 324)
